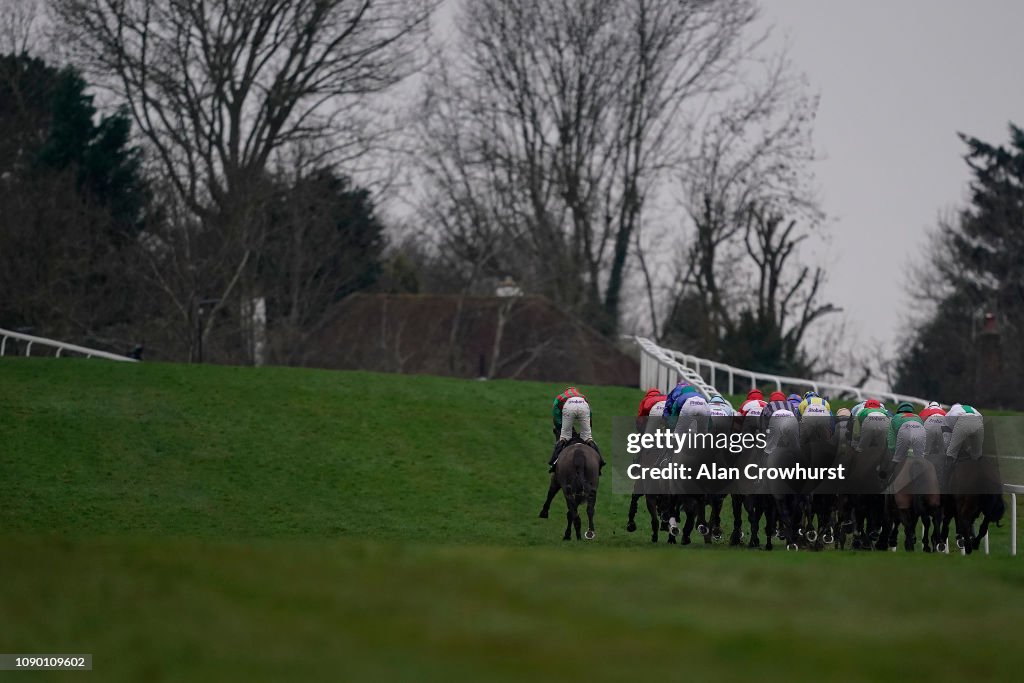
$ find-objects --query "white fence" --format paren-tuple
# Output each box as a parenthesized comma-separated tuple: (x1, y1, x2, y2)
(0, 328, 137, 362)
(634, 336, 930, 406)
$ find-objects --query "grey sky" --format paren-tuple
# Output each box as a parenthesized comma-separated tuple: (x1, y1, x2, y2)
(762, 0, 1024, 348)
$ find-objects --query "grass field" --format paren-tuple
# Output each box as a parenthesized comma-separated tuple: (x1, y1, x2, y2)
(1, 359, 1021, 682)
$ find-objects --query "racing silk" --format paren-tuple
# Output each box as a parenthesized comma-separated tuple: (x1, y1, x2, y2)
(946, 403, 984, 460)
(637, 388, 667, 417)
(707, 394, 734, 416)
(946, 403, 980, 420)
(709, 403, 732, 417)
(764, 408, 799, 456)
(648, 400, 666, 418)
(674, 395, 710, 434)
(666, 382, 701, 417)
(851, 401, 867, 419)
(636, 388, 668, 431)
(738, 389, 766, 416)
(887, 411, 923, 451)
(552, 388, 586, 430)
(919, 402, 946, 421)
(798, 396, 832, 417)
(857, 407, 888, 424)
(761, 397, 792, 432)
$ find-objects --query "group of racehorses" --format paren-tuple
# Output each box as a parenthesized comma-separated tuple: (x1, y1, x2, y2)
(538, 395, 1005, 553)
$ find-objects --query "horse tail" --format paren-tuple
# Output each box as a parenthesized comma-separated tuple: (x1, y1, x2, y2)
(990, 493, 1006, 526)
(573, 450, 587, 496)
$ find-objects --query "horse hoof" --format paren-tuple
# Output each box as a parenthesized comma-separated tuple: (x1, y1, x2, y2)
(956, 537, 965, 550)
(822, 534, 834, 545)
(748, 536, 760, 549)
(539, 509, 549, 519)
(563, 535, 571, 541)
(806, 529, 818, 543)
(626, 520, 637, 533)
(681, 536, 691, 546)
(786, 543, 798, 551)
(584, 530, 596, 540)
(669, 526, 680, 538)
(697, 524, 708, 536)
(936, 542, 947, 553)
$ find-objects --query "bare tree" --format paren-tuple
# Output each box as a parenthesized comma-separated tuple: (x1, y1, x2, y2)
(51, 0, 433, 360)
(744, 206, 837, 371)
(415, 0, 764, 335)
(666, 52, 824, 365)
(1, 0, 40, 54)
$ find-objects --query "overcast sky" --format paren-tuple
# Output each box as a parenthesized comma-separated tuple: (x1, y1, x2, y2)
(762, 0, 1024, 349)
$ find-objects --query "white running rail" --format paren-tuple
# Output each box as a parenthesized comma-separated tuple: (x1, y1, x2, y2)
(634, 336, 931, 406)
(634, 336, 718, 398)
(0, 327, 137, 362)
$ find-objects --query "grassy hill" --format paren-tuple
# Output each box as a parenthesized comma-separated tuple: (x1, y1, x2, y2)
(1, 359, 1021, 682)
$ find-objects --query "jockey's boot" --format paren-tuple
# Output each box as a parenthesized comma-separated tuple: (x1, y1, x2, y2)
(585, 439, 607, 474)
(548, 439, 568, 472)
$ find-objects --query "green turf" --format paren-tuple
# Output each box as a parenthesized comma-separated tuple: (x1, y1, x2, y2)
(0, 359, 1021, 682)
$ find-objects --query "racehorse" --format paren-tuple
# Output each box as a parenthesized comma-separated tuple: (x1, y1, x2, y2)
(936, 455, 1005, 554)
(625, 433, 669, 543)
(539, 439, 601, 541)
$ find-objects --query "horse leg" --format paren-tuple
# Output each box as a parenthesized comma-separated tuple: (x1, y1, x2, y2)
(646, 495, 660, 543)
(540, 476, 559, 518)
(897, 503, 916, 552)
(563, 503, 574, 541)
(748, 498, 762, 549)
(974, 514, 991, 551)
(763, 498, 775, 551)
(584, 490, 597, 540)
(921, 504, 933, 553)
(710, 495, 724, 541)
(626, 492, 641, 532)
(680, 498, 695, 546)
(729, 495, 744, 546)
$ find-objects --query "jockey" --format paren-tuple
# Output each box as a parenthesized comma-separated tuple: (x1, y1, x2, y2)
(673, 391, 710, 435)
(887, 401, 921, 453)
(707, 393, 734, 439)
(738, 388, 766, 416)
(888, 402, 925, 466)
(919, 401, 949, 479)
(735, 388, 767, 433)
(834, 407, 854, 450)
(665, 379, 701, 418)
(797, 391, 832, 418)
(851, 400, 866, 419)
(945, 403, 984, 460)
(707, 393, 734, 417)
(854, 398, 890, 452)
(548, 387, 603, 472)
(763, 391, 799, 457)
(636, 387, 667, 432)
(760, 390, 791, 431)
(797, 391, 834, 451)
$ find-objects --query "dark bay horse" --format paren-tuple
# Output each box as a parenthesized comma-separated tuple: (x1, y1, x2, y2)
(539, 441, 601, 540)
